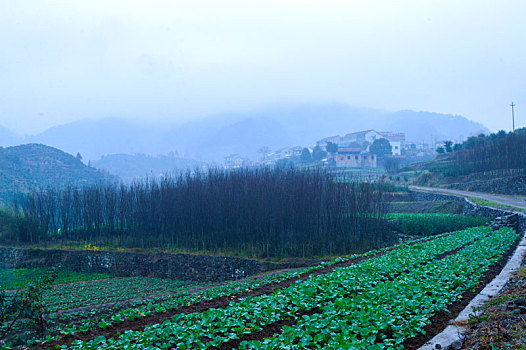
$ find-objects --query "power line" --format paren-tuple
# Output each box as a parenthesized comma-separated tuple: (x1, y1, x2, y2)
(510, 102, 516, 132)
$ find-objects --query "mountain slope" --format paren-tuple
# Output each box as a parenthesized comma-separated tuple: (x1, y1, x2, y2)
(23, 103, 489, 162)
(0, 144, 115, 203)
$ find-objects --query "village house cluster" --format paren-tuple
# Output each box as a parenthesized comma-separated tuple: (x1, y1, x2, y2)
(224, 129, 437, 169)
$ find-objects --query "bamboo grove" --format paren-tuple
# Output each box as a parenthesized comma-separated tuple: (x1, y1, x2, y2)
(11, 168, 391, 258)
(450, 128, 526, 176)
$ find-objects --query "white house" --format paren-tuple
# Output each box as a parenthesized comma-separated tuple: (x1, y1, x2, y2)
(224, 154, 250, 169)
(341, 130, 405, 156)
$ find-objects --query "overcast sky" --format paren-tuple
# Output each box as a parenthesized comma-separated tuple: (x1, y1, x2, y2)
(1, 0, 525, 135)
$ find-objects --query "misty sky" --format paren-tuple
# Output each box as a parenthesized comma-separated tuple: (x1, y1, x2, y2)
(1, 0, 525, 135)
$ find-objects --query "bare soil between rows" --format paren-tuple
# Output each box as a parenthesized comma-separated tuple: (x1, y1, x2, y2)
(40, 233, 458, 349)
(215, 236, 481, 349)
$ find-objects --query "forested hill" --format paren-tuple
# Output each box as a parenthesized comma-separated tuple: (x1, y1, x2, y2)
(401, 128, 526, 195)
(0, 144, 115, 204)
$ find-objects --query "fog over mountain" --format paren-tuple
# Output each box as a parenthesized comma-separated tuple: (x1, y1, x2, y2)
(0, 126, 21, 147)
(10, 103, 488, 162)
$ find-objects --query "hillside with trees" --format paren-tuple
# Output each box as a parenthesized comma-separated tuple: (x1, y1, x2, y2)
(0, 144, 115, 204)
(400, 128, 526, 195)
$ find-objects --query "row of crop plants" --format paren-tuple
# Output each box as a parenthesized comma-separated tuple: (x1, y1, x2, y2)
(242, 227, 516, 349)
(59, 226, 517, 349)
(42, 234, 445, 346)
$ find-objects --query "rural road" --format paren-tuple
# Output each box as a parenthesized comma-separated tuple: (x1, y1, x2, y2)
(409, 185, 526, 210)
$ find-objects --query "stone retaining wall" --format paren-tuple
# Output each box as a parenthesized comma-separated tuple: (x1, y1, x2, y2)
(446, 176, 526, 196)
(0, 248, 263, 282)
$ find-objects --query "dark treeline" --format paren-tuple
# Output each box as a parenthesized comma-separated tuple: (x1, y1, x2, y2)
(9, 168, 391, 258)
(450, 128, 526, 176)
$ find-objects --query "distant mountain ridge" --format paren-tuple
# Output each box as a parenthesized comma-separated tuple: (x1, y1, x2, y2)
(0, 143, 115, 204)
(9, 103, 489, 162)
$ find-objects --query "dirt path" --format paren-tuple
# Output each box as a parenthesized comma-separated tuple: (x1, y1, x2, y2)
(409, 185, 526, 210)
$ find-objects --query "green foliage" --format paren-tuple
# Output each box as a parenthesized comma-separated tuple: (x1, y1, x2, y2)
(389, 201, 463, 214)
(374, 182, 409, 193)
(388, 213, 488, 235)
(0, 268, 112, 291)
(300, 147, 312, 163)
(436, 146, 445, 154)
(274, 158, 294, 169)
(64, 227, 518, 350)
(370, 138, 392, 158)
(0, 144, 114, 204)
(384, 157, 401, 171)
(41, 277, 203, 312)
(0, 266, 59, 347)
(444, 141, 453, 153)
(326, 142, 338, 154)
(0, 208, 38, 244)
(414, 170, 437, 186)
(311, 145, 327, 161)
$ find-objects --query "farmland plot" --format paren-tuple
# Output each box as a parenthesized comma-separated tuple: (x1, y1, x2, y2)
(43, 235, 436, 347)
(58, 226, 519, 350)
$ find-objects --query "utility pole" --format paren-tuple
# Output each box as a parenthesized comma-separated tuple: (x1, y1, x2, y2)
(510, 102, 516, 132)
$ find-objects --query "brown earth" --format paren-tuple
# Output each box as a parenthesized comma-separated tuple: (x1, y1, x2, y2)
(460, 259, 526, 349)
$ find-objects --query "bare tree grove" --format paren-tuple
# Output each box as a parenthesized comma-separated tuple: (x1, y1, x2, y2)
(12, 168, 391, 258)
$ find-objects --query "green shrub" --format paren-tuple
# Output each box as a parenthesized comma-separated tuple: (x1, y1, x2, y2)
(388, 213, 488, 236)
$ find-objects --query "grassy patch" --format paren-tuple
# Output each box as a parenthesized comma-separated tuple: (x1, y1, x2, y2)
(387, 213, 488, 236)
(468, 197, 526, 213)
(389, 201, 463, 214)
(0, 267, 113, 290)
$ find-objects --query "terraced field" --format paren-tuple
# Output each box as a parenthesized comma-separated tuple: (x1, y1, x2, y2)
(39, 226, 519, 350)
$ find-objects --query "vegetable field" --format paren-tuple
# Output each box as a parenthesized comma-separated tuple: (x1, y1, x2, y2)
(43, 226, 518, 350)
(0, 267, 112, 290)
(388, 213, 488, 236)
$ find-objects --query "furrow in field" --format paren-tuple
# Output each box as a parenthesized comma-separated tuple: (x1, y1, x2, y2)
(235, 228, 518, 350)
(56, 228, 485, 349)
(215, 234, 483, 349)
(45, 233, 454, 348)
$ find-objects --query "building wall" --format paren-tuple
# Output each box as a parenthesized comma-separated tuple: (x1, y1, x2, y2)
(335, 153, 377, 168)
(390, 141, 402, 156)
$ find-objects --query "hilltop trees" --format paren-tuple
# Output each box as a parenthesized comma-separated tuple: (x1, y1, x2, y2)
(450, 129, 526, 175)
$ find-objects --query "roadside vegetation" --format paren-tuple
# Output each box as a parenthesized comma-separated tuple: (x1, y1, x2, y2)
(468, 197, 526, 214)
(394, 128, 526, 193)
(462, 266, 526, 349)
